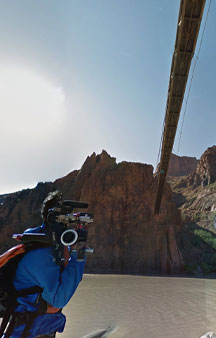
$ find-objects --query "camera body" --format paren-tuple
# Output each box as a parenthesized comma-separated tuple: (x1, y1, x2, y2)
(47, 200, 93, 246)
(13, 200, 93, 247)
(46, 200, 94, 262)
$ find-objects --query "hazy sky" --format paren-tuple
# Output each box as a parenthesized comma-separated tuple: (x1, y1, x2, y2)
(0, 0, 215, 194)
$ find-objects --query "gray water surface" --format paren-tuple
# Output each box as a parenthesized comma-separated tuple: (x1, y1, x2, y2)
(61, 274, 216, 338)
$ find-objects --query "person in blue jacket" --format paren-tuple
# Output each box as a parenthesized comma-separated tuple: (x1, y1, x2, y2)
(10, 191, 86, 338)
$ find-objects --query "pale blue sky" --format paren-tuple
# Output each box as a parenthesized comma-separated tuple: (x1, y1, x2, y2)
(0, 0, 215, 194)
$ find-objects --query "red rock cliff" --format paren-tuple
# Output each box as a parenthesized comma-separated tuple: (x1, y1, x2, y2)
(175, 145, 216, 188)
(0, 151, 183, 274)
(167, 153, 198, 176)
(196, 146, 216, 186)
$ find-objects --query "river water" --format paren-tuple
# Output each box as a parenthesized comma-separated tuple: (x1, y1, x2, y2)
(61, 274, 216, 338)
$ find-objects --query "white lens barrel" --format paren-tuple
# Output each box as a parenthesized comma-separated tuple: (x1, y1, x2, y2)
(60, 229, 78, 246)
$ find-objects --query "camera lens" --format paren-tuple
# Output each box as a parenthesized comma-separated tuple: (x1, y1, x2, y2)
(60, 229, 78, 246)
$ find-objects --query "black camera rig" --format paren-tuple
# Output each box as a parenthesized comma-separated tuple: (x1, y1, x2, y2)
(13, 200, 94, 262)
(46, 200, 93, 246)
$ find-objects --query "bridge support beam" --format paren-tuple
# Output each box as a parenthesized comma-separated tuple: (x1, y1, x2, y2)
(154, 0, 206, 214)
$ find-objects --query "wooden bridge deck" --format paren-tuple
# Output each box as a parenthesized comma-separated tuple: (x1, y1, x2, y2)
(154, 0, 206, 214)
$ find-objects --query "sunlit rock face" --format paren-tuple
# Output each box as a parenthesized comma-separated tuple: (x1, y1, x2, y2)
(167, 153, 199, 177)
(168, 145, 216, 237)
(0, 151, 183, 274)
(196, 146, 216, 186)
(174, 145, 216, 189)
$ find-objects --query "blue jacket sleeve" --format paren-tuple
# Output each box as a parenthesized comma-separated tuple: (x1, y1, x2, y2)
(14, 247, 85, 309)
(41, 254, 86, 308)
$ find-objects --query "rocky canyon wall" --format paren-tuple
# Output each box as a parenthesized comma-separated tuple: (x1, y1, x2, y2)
(167, 153, 198, 177)
(0, 151, 183, 274)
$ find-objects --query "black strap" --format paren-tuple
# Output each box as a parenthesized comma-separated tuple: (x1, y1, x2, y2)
(0, 286, 43, 338)
(2, 311, 40, 338)
(20, 311, 38, 338)
(4, 314, 16, 338)
(15, 286, 43, 297)
(0, 310, 11, 337)
(15, 286, 44, 338)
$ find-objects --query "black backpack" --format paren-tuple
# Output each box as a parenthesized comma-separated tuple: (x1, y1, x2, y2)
(0, 243, 48, 319)
(0, 250, 26, 317)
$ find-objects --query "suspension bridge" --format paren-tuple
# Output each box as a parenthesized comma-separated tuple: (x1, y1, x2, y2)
(154, 0, 207, 214)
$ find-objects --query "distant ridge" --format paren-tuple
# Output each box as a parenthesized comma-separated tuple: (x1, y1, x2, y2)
(168, 153, 199, 177)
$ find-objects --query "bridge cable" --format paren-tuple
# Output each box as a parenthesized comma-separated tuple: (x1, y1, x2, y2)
(177, 0, 212, 155)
